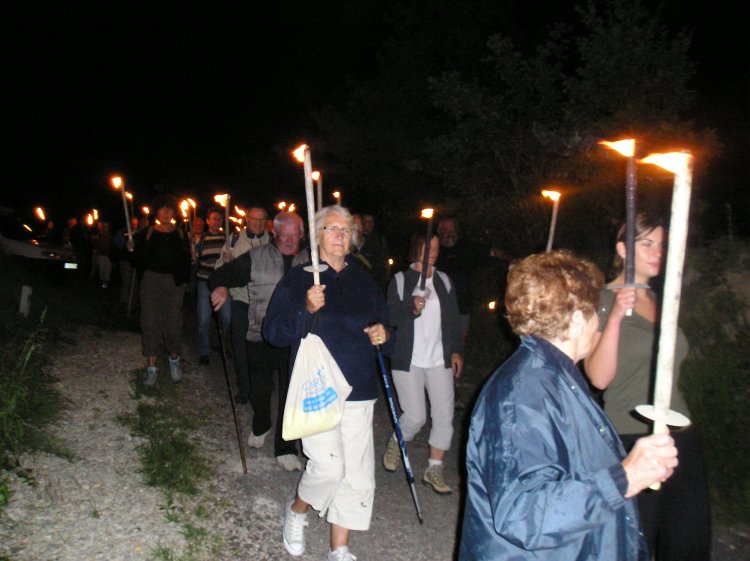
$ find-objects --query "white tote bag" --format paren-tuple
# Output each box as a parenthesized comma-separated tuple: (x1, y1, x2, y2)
(282, 333, 352, 441)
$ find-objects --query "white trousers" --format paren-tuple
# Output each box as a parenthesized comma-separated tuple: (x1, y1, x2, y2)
(298, 400, 375, 531)
(392, 365, 454, 451)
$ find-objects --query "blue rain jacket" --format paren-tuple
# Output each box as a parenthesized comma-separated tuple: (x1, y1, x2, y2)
(459, 336, 647, 561)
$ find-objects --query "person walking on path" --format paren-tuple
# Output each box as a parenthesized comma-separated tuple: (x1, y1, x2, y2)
(209, 211, 309, 472)
(128, 194, 191, 386)
(583, 213, 711, 561)
(214, 205, 272, 402)
(263, 205, 393, 561)
(459, 250, 679, 560)
(194, 206, 231, 366)
(383, 231, 463, 495)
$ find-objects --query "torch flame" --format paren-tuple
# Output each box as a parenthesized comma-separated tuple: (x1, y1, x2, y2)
(288, 203, 296, 213)
(142, 206, 151, 215)
(92, 209, 99, 221)
(311, 171, 320, 181)
(111, 176, 123, 189)
(86, 214, 94, 226)
(180, 200, 189, 212)
(278, 201, 287, 210)
(292, 144, 308, 163)
(599, 139, 635, 158)
(23, 223, 33, 232)
(125, 191, 133, 201)
(488, 300, 497, 311)
(234, 206, 246, 217)
(186, 198, 196, 208)
(214, 194, 229, 208)
(332, 191, 341, 200)
(229, 216, 240, 223)
(388, 258, 394, 266)
(640, 152, 691, 175)
(541, 190, 561, 202)
(35, 207, 45, 221)
(421, 208, 434, 219)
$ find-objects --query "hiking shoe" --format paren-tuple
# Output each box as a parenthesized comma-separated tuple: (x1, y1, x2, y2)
(328, 545, 357, 561)
(282, 500, 308, 556)
(199, 355, 210, 366)
(143, 366, 158, 387)
(277, 454, 303, 472)
(247, 429, 270, 449)
(423, 465, 452, 495)
(168, 356, 182, 383)
(383, 435, 400, 472)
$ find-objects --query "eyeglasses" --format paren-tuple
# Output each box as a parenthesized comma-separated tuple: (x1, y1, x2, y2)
(322, 225, 353, 236)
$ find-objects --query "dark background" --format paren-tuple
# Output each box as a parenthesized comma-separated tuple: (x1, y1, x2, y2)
(4, 1, 748, 236)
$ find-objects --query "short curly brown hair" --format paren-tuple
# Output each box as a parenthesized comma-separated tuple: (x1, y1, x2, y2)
(505, 250, 603, 340)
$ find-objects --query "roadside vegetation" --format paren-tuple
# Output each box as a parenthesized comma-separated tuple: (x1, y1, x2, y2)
(0, 254, 218, 559)
(118, 371, 220, 560)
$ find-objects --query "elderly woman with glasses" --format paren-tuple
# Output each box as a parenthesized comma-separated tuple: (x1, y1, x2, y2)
(263, 205, 394, 561)
(459, 251, 678, 561)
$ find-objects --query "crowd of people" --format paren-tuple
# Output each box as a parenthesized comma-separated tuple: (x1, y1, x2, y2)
(48, 193, 709, 560)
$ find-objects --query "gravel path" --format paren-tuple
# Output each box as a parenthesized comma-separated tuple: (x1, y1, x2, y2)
(1, 317, 747, 560)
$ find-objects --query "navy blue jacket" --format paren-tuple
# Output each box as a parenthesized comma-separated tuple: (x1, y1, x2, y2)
(459, 336, 646, 561)
(263, 255, 394, 401)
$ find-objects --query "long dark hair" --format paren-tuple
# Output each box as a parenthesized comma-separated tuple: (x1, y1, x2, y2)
(407, 232, 438, 263)
(611, 212, 665, 273)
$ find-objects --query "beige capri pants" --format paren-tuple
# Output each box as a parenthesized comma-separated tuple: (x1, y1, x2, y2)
(298, 399, 376, 531)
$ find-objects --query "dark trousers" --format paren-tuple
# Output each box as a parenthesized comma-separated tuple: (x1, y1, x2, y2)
(620, 428, 712, 561)
(246, 340, 299, 457)
(231, 300, 250, 398)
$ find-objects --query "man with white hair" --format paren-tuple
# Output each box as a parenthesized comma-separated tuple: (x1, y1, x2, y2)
(215, 205, 271, 402)
(209, 211, 310, 472)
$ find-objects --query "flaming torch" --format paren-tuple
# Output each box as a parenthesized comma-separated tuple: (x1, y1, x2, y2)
(541, 189, 561, 252)
(180, 200, 191, 235)
(214, 193, 230, 246)
(125, 191, 134, 219)
(635, 151, 694, 488)
(292, 144, 328, 284)
(111, 176, 132, 241)
(312, 171, 323, 211)
(600, 138, 641, 315)
(35, 207, 46, 222)
(332, 190, 342, 208)
(417, 208, 434, 291)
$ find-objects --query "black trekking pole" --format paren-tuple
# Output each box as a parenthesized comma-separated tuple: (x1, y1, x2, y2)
(375, 346, 424, 525)
(216, 314, 248, 474)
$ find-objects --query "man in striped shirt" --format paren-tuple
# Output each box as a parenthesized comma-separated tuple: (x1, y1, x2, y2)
(195, 206, 232, 366)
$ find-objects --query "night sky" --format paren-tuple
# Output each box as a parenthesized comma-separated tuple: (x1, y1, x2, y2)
(5, 1, 748, 236)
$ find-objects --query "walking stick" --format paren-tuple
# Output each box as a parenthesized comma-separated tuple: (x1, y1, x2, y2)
(126, 268, 137, 318)
(375, 347, 424, 525)
(216, 314, 248, 474)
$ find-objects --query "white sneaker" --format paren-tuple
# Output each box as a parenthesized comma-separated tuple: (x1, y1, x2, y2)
(247, 429, 270, 449)
(282, 500, 308, 557)
(143, 366, 158, 387)
(277, 454, 303, 472)
(328, 545, 357, 561)
(168, 356, 182, 383)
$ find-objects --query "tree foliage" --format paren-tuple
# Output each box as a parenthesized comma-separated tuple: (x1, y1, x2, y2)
(315, 0, 719, 259)
(428, 0, 718, 258)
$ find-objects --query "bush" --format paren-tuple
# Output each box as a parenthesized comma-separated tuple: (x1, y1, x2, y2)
(680, 237, 750, 522)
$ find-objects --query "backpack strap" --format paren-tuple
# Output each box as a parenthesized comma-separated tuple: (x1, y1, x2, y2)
(395, 271, 405, 302)
(435, 270, 451, 293)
